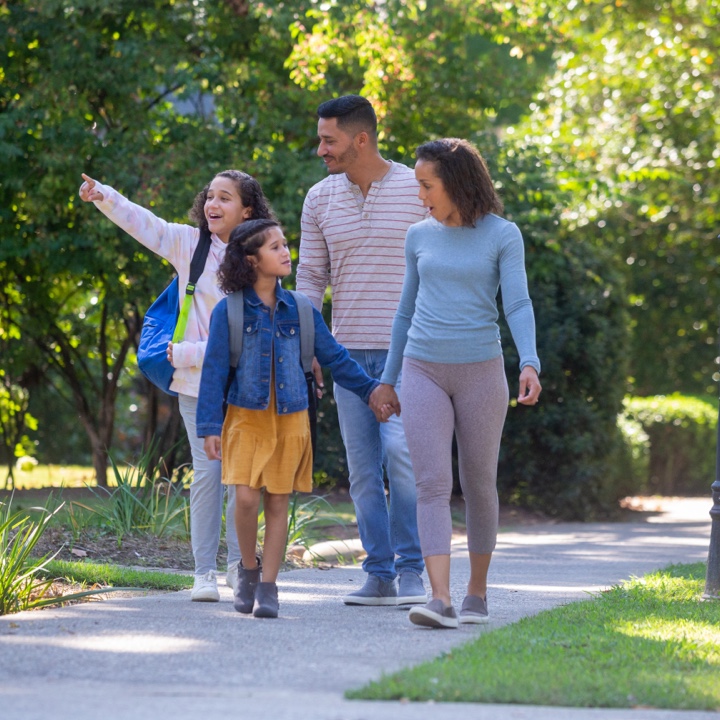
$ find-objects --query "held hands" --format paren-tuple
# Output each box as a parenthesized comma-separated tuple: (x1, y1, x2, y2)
(369, 383, 401, 423)
(78, 173, 105, 202)
(517, 366, 542, 406)
(204, 436, 222, 461)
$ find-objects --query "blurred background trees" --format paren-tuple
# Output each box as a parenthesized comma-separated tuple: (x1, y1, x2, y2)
(1, 0, 717, 515)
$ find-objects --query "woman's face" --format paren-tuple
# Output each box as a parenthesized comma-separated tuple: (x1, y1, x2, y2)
(204, 176, 252, 243)
(414, 159, 462, 227)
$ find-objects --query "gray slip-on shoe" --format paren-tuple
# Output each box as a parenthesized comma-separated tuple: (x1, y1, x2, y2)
(459, 594, 490, 624)
(397, 571, 428, 605)
(408, 599, 458, 629)
(342, 574, 397, 606)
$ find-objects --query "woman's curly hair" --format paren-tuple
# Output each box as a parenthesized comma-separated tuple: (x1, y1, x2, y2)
(188, 170, 275, 232)
(218, 219, 281, 293)
(415, 139, 503, 227)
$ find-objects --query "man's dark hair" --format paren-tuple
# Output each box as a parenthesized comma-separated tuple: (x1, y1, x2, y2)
(317, 95, 377, 139)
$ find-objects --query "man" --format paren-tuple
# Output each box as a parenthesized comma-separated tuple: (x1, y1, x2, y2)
(296, 95, 427, 606)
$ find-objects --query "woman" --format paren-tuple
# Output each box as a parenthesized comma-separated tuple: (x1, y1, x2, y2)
(371, 138, 542, 628)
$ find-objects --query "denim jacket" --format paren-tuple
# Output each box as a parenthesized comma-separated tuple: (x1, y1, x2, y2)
(196, 286, 379, 437)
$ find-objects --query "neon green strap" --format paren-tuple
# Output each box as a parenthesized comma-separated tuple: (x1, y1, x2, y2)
(172, 283, 196, 343)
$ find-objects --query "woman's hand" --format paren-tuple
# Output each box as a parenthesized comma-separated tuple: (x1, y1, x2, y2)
(204, 436, 222, 461)
(370, 383, 401, 422)
(79, 173, 105, 202)
(517, 366, 542, 406)
(166, 342, 174, 367)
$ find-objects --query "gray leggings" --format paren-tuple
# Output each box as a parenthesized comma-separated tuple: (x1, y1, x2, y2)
(400, 355, 509, 557)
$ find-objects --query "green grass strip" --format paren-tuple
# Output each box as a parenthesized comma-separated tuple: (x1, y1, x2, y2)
(40, 559, 193, 591)
(348, 562, 720, 711)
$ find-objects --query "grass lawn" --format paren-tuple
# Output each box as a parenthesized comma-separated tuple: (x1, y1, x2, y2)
(7, 464, 96, 490)
(41, 560, 193, 591)
(348, 562, 720, 711)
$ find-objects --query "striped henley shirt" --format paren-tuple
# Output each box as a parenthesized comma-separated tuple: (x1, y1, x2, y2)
(296, 161, 427, 349)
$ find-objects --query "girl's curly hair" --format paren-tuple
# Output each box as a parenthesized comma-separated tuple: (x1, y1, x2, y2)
(415, 139, 503, 227)
(218, 219, 281, 293)
(188, 170, 275, 232)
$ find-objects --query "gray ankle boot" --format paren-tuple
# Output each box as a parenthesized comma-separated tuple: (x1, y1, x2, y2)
(253, 581, 279, 619)
(234, 557, 261, 614)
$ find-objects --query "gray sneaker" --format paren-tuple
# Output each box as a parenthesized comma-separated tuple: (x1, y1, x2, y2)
(342, 574, 397, 606)
(459, 594, 489, 624)
(397, 571, 427, 605)
(409, 599, 458, 629)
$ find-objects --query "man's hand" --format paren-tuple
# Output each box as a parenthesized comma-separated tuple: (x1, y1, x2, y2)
(204, 436, 222, 461)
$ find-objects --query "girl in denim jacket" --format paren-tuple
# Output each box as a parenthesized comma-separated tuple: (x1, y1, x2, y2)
(197, 219, 384, 619)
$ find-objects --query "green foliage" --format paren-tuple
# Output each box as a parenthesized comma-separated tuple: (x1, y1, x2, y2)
(0, 497, 56, 614)
(621, 394, 718, 495)
(491, 137, 630, 519)
(0, 371, 38, 489)
(350, 563, 720, 710)
(285, 494, 346, 558)
(75, 442, 189, 544)
(41, 560, 193, 592)
(286, 0, 560, 155)
(521, 0, 720, 396)
(0, 497, 120, 615)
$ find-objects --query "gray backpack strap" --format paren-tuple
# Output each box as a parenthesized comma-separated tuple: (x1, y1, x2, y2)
(289, 290, 315, 373)
(227, 290, 245, 369)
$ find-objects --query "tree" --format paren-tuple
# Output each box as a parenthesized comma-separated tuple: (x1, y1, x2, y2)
(520, 0, 720, 395)
(0, 0, 260, 483)
(285, 0, 561, 156)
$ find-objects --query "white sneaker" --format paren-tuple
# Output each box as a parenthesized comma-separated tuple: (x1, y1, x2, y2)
(226, 560, 239, 591)
(191, 570, 220, 602)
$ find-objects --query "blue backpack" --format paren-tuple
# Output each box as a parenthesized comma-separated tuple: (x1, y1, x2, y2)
(137, 229, 212, 395)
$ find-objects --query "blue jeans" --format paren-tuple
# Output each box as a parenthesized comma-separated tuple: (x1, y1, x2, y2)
(179, 394, 240, 575)
(333, 350, 424, 581)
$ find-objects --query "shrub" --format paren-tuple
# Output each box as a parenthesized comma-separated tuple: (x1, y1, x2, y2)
(492, 138, 631, 519)
(73, 441, 190, 545)
(620, 394, 718, 495)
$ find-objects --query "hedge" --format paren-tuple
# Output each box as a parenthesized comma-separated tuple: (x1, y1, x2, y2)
(620, 394, 718, 496)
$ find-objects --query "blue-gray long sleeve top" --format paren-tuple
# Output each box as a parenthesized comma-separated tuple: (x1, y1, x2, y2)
(381, 215, 541, 385)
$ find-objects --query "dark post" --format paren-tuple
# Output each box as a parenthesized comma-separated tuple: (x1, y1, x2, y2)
(703, 318, 720, 600)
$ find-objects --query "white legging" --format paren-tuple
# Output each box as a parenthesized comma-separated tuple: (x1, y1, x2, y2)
(400, 355, 509, 557)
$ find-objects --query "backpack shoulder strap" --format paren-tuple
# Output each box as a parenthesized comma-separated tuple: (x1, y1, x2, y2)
(227, 290, 245, 369)
(188, 227, 212, 286)
(171, 229, 213, 344)
(289, 290, 315, 374)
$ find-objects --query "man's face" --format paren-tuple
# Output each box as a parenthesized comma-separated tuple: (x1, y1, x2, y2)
(317, 117, 359, 174)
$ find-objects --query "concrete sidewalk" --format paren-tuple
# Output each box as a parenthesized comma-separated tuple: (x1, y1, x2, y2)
(0, 498, 716, 720)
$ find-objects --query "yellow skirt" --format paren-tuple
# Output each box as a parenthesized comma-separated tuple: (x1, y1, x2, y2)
(221, 383, 313, 494)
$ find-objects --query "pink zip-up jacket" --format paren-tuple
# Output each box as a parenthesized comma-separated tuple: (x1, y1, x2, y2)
(93, 183, 226, 398)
